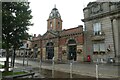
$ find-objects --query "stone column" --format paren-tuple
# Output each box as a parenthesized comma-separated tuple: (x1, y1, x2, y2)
(112, 19, 118, 57)
(118, 18, 120, 63)
(54, 47, 58, 61)
(58, 46, 62, 61)
(42, 48, 46, 60)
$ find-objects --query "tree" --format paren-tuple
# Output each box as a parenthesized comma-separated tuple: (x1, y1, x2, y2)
(2, 2, 33, 71)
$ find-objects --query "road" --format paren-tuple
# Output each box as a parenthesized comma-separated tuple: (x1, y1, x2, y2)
(0, 57, 119, 78)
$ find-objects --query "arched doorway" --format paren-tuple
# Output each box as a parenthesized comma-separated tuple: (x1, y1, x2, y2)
(46, 42, 54, 59)
(68, 39, 77, 61)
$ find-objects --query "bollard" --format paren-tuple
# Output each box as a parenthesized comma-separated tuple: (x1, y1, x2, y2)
(40, 59, 42, 68)
(12, 66, 14, 79)
(70, 61, 73, 78)
(23, 49, 25, 66)
(39, 59, 42, 73)
(96, 59, 99, 80)
(52, 57, 55, 78)
(27, 55, 28, 66)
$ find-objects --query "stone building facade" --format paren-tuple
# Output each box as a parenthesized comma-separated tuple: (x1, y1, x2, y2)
(31, 6, 84, 61)
(16, 40, 32, 57)
(31, 34, 42, 58)
(82, 2, 120, 63)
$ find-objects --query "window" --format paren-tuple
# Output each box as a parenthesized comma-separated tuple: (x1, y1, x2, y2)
(100, 43, 105, 52)
(58, 22, 60, 27)
(50, 22, 52, 29)
(34, 44, 37, 47)
(93, 23, 101, 35)
(26, 44, 28, 48)
(93, 43, 105, 54)
(93, 44, 99, 52)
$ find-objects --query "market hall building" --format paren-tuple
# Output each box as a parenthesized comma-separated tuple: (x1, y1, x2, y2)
(31, 6, 84, 62)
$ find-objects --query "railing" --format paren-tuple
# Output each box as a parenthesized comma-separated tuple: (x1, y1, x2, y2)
(91, 31, 105, 41)
(93, 31, 105, 36)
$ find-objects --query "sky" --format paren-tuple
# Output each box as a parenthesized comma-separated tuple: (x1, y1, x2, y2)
(28, 0, 96, 36)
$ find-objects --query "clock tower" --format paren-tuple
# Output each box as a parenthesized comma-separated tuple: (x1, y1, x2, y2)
(47, 5, 62, 32)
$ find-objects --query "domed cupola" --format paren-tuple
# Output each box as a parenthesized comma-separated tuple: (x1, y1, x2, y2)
(49, 5, 61, 19)
(47, 5, 62, 32)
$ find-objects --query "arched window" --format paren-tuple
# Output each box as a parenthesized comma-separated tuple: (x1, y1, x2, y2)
(68, 39, 76, 45)
(46, 42, 54, 59)
(67, 39, 77, 61)
(58, 22, 60, 27)
(50, 22, 52, 28)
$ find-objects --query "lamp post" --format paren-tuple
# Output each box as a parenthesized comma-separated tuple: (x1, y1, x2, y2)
(23, 48, 25, 66)
(22, 43, 26, 66)
(52, 57, 55, 78)
(96, 59, 99, 80)
(26, 48, 30, 66)
(38, 48, 42, 68)
(70, 53, 73, 78)
(70, 61, 73, 78)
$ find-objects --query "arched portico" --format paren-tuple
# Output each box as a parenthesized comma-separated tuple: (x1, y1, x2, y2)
(67, 39, 77, 61)
(46, 42, 54, 59)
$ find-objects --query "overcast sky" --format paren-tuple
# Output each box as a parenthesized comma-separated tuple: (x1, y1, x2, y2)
(28, 0, 96, 36)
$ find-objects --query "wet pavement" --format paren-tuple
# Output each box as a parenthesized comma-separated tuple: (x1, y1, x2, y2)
(0, 57, 119, 79)
(33, 67, 93, 78)
(14, 63, 93, 78)
(21, 67, 118, 80)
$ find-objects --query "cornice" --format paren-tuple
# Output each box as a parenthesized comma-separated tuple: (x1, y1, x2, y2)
(82, 9, 120, 22)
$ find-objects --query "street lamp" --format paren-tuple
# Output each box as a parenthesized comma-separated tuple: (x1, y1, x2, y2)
(70, 53, 73, 78)
(26, 48, 30, 66)
(96, 59, 99, 80)
(21, 43, 26, 66)
(52, 57, 55, 78)
(23, 48, 26, 66)
(38, 48, 42, 74)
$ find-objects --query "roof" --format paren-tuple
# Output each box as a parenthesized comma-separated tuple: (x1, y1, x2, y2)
(32, 25, 83, 40)
(60, 25, 83, 36)
(49, 6, 61, 19)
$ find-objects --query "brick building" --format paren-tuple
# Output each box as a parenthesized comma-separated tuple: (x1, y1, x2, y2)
(31, 6, 84, 61)
(82, 2, 120, 63)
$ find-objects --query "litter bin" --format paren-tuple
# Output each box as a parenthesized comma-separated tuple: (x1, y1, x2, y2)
(87, 55, 91, 62)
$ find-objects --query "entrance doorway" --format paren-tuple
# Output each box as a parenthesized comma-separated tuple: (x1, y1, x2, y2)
(68, 39, 77, 61)
(46, 42, 54, 59)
